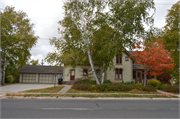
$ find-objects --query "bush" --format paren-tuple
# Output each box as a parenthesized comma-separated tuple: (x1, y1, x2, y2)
(165, 85, 179, 93)
(103, 79, 112, 84)
(74, 78, 96, 85)
(141, 85, 157, 92)
(160, 85, 179, 93)
(6, 75, 15, 83)
(72, 83, 156, 92)
(157, 83, 170, 90)
(148, 79, 161, 87)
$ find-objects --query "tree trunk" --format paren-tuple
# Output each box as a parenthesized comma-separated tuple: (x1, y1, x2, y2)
(1, 55, 6, 85)
(101, 71, 105, 84)
(87, 50, 100, 85)
(144, 69, 146, 87)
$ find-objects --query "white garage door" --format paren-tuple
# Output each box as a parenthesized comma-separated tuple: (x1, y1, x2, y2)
(39, 74, 53, 83)
(22, 73, 36, 83)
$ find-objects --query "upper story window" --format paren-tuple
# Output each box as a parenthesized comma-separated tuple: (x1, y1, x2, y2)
(83, 69, 88, 76)
(125, 56, 129, 61)
(116, 55, 122, 64)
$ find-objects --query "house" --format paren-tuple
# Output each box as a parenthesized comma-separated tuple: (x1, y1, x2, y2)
(63, 48, 152, 83)
(18, 65, 64, 84)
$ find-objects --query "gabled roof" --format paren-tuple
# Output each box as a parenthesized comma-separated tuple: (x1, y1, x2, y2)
(19, 65, 63, 73)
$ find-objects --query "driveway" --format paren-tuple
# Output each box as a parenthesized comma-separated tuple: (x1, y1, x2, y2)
(0, 84, 54, 94)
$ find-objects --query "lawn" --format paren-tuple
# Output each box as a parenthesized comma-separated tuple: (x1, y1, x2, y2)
(22, 86, 65, 93)
(67, 88, 160, 94)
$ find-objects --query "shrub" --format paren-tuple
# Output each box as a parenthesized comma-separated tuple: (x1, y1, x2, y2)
(6, 75, 15, 83)
(148, 79, 161, 87)
(141, 85, 157, 92)
(103, 79, 112, 84)
(161, 85, 179, 93)
(157, 83, 170, 90)
(74, 78, 96, 85)
(136, 82, 143, 86)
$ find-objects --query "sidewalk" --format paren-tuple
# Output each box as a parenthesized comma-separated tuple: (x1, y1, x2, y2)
(57, 85, 72, 94)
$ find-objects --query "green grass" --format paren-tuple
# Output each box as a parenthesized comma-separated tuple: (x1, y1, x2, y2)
(67, 88, 160, 94)
(22, 86, 65, 93)
(0, 83, 18, 87)
(5, 93, 178, 98)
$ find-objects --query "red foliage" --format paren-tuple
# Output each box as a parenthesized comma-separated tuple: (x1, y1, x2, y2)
(130, 39, 175, 77)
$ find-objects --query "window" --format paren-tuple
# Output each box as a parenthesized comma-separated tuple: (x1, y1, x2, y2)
(116, 55, 122, 64)
(115, 69, 123, 79)
(96, 69, 100, 79)
(83, 69, 88, 76)
(125, 56, 129, 61)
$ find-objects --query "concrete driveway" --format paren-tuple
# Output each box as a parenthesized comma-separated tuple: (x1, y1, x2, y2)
(0, 84, 54, 94)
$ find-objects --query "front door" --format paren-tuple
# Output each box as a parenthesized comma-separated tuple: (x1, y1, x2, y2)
(137, 71, 142, 83)
(70, 69, 75, 80)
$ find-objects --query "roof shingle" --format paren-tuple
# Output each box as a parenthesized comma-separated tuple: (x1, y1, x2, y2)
(18, 65, 63, 73)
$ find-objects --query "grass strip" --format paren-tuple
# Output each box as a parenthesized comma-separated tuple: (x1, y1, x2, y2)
(6, 93, 178, 98)
(67, 88, 160, 94)
(22, 86, 65, 93)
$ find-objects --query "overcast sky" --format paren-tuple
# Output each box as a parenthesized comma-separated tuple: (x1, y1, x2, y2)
(1, 0, 179, 65)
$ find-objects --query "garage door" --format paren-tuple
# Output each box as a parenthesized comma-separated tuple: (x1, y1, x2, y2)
(39, 74, 53, 83)
(22, 73, 36, 83)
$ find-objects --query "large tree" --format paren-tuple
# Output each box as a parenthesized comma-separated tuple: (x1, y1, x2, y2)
(130, 39, 175, 86)
(1, 6, 38, 85)
(46, 0, 155, 84)
(162, 1, 179, 82)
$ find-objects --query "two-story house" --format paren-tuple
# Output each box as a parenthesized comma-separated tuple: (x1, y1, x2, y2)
(63, 48, 151, 83)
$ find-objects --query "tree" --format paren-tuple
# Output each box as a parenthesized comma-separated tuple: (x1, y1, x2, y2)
(130, 39, 175, 86)
(1, 6, 38, 85)
(46, 0, 155, 84)
(28, 59, 40, 65)
(162, 1, 179, 82)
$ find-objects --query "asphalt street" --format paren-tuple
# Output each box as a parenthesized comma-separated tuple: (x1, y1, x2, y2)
(1, 99, 179, 119)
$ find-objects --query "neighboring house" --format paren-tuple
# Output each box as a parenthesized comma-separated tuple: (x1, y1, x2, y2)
(19, 65, 64, 84)
(63, 48, 152, 83)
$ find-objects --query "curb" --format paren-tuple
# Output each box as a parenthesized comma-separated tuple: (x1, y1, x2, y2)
(1, 96, 180, 100)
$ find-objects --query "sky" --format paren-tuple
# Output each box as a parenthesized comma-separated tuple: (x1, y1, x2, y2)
(1, 0, 179, 65)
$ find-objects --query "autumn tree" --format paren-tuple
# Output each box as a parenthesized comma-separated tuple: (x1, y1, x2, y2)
(162, 1, 179, 82)
(46, 0, 155, 84)
(1, 6, 38, 85)
(130, 39, 175, 86)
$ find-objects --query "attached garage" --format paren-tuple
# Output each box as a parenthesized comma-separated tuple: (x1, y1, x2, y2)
(19, 65, 64, 84)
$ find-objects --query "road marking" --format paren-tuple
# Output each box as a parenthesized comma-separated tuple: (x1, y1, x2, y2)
(41, 108, 98, 110)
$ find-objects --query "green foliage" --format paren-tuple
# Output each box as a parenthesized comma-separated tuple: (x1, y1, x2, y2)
(148, 79, 161, 87)
(74, 78, 96, 85)
(1, 6, 38, 84)
(158, 83, 179, 93)
(157, 83, 170, 90)
(28, 59, 40, 65)
(6, 75, 15, 83)
(162, 1, 179, 81)
(136, 82, 143, 86)
(103, 80, 112, 84)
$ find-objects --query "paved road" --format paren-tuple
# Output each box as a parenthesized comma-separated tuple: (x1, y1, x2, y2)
(1, 99, 179, 119)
